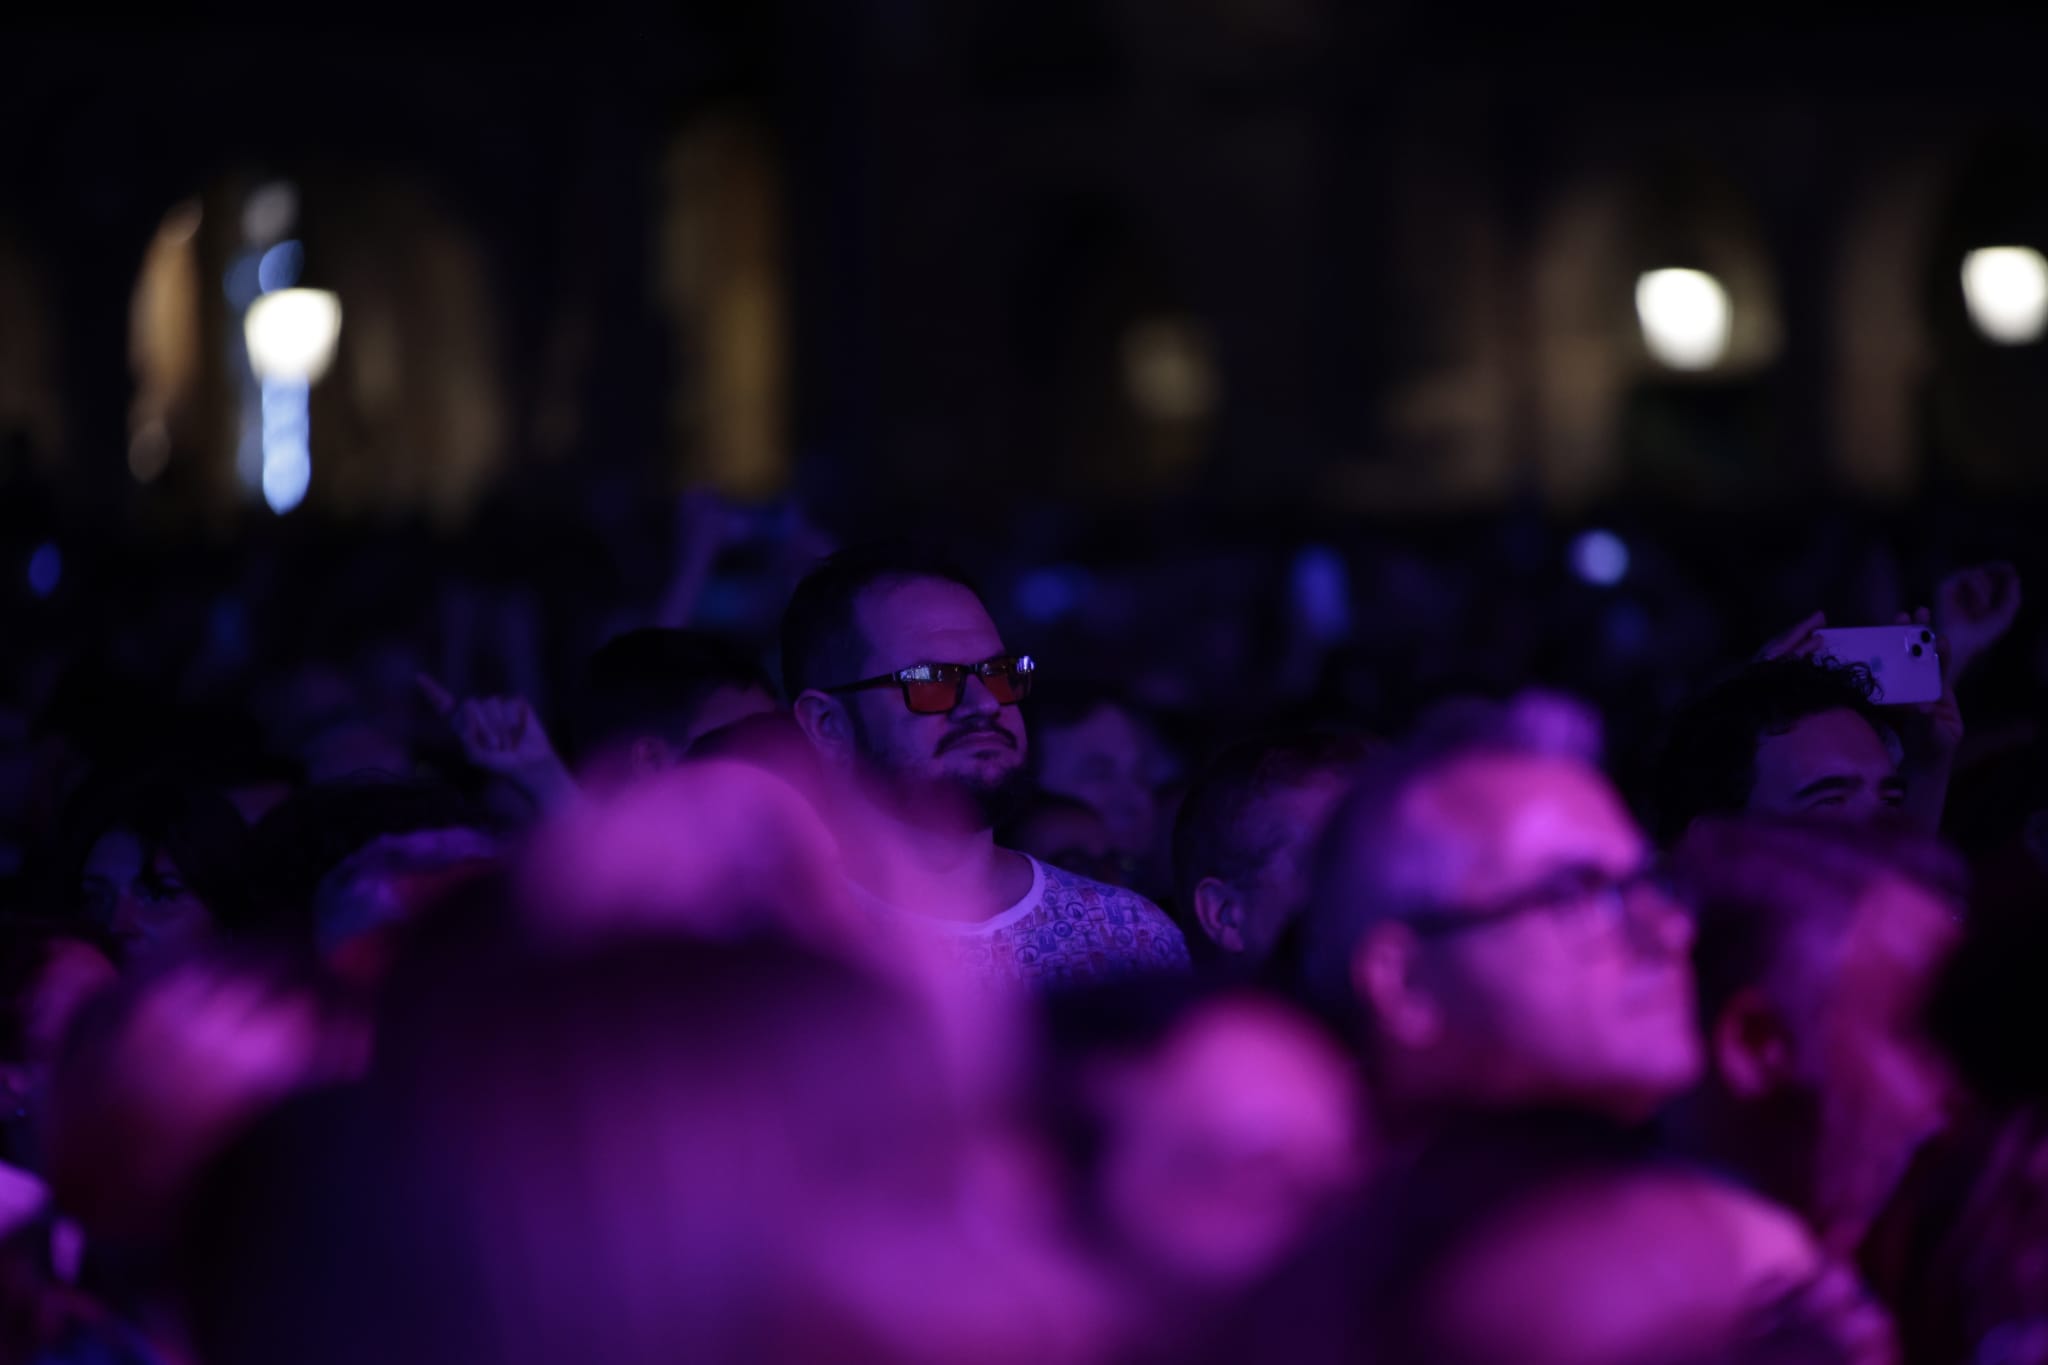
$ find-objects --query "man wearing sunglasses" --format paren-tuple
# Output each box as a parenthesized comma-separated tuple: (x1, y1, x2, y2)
(781, 546, 1189, 986)
(1302, 695, 1701, 1133)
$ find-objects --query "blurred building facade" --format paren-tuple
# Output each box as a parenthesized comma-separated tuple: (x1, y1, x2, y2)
(3, 2, 2048, 537)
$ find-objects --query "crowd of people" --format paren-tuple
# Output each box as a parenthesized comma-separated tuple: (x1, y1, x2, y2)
(4, 475, 2048, 1365)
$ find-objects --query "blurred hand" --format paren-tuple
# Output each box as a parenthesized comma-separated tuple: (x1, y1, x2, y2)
(1756, 611, 1828, 662)
(418, 675, 579, 810)
(1891, 609, 1963, 834)
(1936, 562, 2022, 683)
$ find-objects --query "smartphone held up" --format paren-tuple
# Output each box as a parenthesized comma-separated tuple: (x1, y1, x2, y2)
(1813, 626, 1943, 705)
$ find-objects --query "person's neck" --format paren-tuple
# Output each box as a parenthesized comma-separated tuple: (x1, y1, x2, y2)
(844, 799, 1025, 923)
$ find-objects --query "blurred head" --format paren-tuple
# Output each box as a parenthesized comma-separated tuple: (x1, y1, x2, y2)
(1033, 693, 1159, 858)
(1416, 1166, 1889, 1365)
(1657, 661, 1902, 841)
(1674, 818, 1964, 1255)
(1219, 1113, 1889, 1365)
(570, 629, 776, 781)
(43, 948, 365, 1249)
(1305, 696, 1700, 1125)
(1174, 731, 1370, 962)
(349, 936, 1116, 1365)
(65, 777, 253, 970)
(785, 546, 1030, 835)
(0, 923, 118, 1159)
(1055, 989, 1367, 1297)
(518, 759, 861, 955)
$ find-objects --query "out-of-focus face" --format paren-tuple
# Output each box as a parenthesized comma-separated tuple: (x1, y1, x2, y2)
(1748, 710, 1905, 823)
(1386, 755, 1701, 1119)
(1230, 774, 1353, 960)
(0, 938, 117, 1168)
(80, 829, 216, 969)
(843, 578, 1030, 831)
(24, 941, 118, 1068)
(1426, 1172, 1896, 1365)
(1037, 705, 1156, 857)
(1803, 875, 1960, 1254)
(1093, 998, 1366, 1292)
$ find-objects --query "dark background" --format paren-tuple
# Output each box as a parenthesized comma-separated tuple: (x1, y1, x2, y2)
(7, 1, 2048, 775)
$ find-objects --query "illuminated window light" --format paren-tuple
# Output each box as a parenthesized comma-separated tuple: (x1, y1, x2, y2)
(257, 240, 304, 294)
(127, 421, 172, 483)
(1121, 319, 1219, 421)
(244, 288, 342, 384)
(1635, 269, 1733, 372)
(1961, 246, 2048, 345)
(242, 181, 299, 246)
(260, 378, 312, 514)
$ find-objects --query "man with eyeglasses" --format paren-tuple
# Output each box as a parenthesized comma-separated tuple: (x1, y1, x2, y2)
(781, 546, 1189, 987)
(1301, 695, 1701, 1133)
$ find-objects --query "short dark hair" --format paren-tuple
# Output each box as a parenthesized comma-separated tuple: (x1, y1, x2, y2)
(1300, 692, 1606, 1015)
(777, 543, 981, 700)
(1172, 730, 1371, 913)
(1673, 815, 1964, 1028)
(1654, 659, 1892, 842)
(570, 630, 771, 759)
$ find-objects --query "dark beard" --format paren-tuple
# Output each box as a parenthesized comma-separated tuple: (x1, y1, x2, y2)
(849, 713, 1032, 832)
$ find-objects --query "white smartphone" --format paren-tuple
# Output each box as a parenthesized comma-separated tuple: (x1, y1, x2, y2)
(1812, 626, 1943, 705)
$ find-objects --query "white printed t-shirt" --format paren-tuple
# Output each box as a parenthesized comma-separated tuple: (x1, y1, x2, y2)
(851, 856, 1191, 988)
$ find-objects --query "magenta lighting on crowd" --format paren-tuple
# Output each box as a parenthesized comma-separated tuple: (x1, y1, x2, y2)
(1570, 530, 1630, 587)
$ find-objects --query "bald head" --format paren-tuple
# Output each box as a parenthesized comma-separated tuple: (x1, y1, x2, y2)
(1307, 747, 1647, 1010)
(1420, 1168, 1871, 1365)
(1305, 719, 1697, 1123)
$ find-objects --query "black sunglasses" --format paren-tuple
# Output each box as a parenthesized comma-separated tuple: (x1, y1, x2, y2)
(825, 655, 1037, 715)
(1400, 861, 1673, 940)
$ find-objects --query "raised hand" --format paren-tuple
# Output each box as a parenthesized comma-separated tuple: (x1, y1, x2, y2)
(1936, 562, 2022, 683)
(1888, 608, 1963, 834)
(1755, 611, 1828, 662)
(418, 675, 580, 811)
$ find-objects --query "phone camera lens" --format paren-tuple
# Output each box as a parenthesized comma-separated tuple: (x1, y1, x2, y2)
(1911, 644, 1924, 658)
(1920, 630, 1933, 643)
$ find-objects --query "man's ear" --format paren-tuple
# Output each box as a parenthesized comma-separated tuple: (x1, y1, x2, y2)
(1711, 986, 1797, 1099)
(1353, 922, 1440, 1048)
(793, 690, 855, 765)
(1192, 877, 1247, 953)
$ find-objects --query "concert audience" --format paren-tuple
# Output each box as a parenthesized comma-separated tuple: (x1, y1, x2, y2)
(0, 495, 2035, 1364)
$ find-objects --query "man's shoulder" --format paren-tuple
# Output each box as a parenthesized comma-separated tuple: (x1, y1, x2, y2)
(1035, 859, 1170, 916)
(1034, 861, 1188, 946)
(994, 857, 1194, 977)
